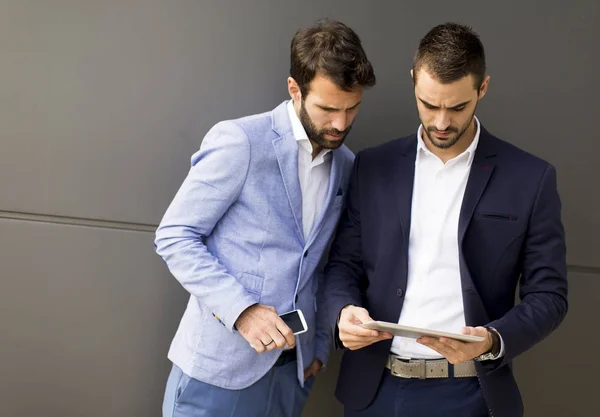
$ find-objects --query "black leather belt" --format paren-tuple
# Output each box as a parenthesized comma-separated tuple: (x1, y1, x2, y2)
(274, 347, 297, 366)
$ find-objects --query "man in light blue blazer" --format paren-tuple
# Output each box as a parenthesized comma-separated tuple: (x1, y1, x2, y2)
(155, 19, 376, 417)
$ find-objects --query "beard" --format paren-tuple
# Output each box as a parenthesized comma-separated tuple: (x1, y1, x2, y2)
(299, 100, 351, 150)
(422, 107, 477, 150)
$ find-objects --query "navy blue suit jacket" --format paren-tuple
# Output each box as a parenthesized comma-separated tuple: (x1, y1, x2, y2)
(324, 127, 568, 417)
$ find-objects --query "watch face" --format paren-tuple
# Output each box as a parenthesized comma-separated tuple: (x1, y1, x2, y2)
(477, 353, 495, 361)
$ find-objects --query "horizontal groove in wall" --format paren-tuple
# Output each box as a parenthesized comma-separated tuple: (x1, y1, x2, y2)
(0, 210, 156, 233)
(567, 265, 600, 275)
(0, 210, 599, 274)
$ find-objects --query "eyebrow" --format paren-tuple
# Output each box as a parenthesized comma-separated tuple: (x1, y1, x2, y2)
(418, 98, 471, 110)
(316, 101, 362, 111)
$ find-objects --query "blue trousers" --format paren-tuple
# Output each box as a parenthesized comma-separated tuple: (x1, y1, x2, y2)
(345, 369, 489, 417)
(162, 360, 313, 417)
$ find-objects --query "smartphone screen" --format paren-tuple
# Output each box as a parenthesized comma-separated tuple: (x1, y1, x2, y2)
(279, 310, 307, 334)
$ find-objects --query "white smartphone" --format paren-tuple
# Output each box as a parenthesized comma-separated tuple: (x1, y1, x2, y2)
(279, 309, 308, 335)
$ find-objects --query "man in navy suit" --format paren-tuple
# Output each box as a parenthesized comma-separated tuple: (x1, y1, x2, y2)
(324, 23, 568, 417)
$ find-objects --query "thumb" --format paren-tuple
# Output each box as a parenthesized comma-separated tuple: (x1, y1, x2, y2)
(351, 307, 373, 324)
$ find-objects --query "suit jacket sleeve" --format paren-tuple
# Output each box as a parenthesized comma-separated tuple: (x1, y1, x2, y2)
(314, 268, 331, 366)
(485, 163, 568, 370)
(324, 152, 367, 349)
(154, 121, 257, 332)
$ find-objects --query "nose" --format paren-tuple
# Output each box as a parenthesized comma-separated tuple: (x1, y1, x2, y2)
(434, 110, 451, 131)
(331, 112, 348, 132)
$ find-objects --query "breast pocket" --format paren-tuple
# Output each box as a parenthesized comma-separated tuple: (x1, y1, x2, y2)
(330, 194, 344, 211)
(470, 211, 525, 268)
(476, 212, 519, 222)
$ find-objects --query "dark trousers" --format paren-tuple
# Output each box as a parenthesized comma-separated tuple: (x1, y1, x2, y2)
(345, 369, 489, 417)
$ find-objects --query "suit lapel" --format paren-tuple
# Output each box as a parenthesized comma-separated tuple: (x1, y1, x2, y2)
(397, 136, 418, 246)
(458, 128, 498, 245)
(271, 102, 304, 245)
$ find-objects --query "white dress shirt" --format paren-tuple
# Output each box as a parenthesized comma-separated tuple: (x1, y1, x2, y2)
(391, 119, 481, 359)
(287, 100, 332, 239)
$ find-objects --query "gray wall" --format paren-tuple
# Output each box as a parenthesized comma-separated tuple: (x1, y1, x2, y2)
(1, 1, 598, 416)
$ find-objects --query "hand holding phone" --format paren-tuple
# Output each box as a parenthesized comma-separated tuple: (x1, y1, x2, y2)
(235, 304, 296, 353)
(279, 309, 308, 335)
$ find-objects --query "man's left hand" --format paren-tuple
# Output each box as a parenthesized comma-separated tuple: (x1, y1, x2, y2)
(417, 326, 493, 364)
(303, 359, 323, 381)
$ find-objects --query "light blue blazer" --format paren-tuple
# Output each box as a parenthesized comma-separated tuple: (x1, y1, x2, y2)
(155, 101, 354, 389)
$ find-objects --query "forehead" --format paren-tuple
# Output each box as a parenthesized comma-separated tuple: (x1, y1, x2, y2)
(414, 68, 477, 106)
(305, 74, 362, 106)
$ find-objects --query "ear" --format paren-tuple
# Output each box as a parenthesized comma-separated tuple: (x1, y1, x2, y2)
(478, 75, 491, 99)
(287, 77, 302, 103)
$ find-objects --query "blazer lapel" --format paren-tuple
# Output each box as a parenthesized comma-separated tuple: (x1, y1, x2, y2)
(458, 127, 498, 245)
(397, 136, 418, 246)
(271, 102, 304, 245)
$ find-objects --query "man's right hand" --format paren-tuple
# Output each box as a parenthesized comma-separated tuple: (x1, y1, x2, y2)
(235, 304, 295, 353)
(338, 305, 393, 350)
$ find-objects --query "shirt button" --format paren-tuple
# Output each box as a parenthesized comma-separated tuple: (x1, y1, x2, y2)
(303, 251, 308, 258)
(295, 294, 299, 303)
(396, 288, 404, 297)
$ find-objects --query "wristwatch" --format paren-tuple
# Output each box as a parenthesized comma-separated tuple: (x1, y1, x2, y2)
(475, 327, 501, 361)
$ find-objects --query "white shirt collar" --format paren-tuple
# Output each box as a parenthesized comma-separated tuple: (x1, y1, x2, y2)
(416, 116, 481, 167)
(287, 100, 332, 161)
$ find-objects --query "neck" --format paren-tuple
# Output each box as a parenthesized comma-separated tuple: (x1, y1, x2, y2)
(309, 139, 322, 160)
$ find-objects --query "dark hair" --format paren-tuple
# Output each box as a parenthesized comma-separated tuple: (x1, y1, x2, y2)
(413, 23, 486, 89)
(290, 19, 376, 96)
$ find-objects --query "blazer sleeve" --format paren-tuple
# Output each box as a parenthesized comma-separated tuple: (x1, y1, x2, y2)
(484, 163, 568, 371)
(154, 121, 257, 332)
(323, 152, 367, 349)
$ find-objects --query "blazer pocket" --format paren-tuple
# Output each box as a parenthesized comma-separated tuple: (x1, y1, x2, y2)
(476, 212, 519, 221)
(239, 272, 265, 298)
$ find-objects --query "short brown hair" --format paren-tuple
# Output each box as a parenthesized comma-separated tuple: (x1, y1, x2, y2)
(290, 19, 376, 96)
(413, 23, 486, 89)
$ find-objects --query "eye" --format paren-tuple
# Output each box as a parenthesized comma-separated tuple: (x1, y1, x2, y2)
(319, 107, 335, 113)
(451, 106, 466, 112)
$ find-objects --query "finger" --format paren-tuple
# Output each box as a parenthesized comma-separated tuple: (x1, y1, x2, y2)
(347, 306, 370, 320)
(341, 331, 392, 344)
(251, 340, 266, 354)
(343, 335, 388, 350)
(268, 328, 287, 349)
(274, 318, 296, 348)
(418, 337, 453, 355)
(417, 340, 447, 358)
(345, 341, 373, 350)
(438, 337, 464, 351)
(340, 322, 380, 338)
(259, 334, 278, 352)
